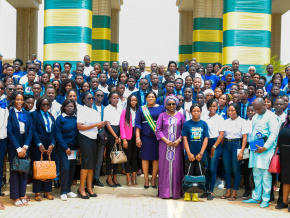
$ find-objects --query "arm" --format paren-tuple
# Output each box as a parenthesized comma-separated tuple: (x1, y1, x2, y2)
(105, 121, 121, 144)
(77, 122, 104, 131)
(155, 113, 172, 146)
(119, 110, 127, 140)
(215, 65, 228, 76)
(136, 127, 142, 148)
(7, 115, 21, 150)
(209, 131, 224, 158)
(183, 136, 195, 162)
(238, 134, 248, 160)
(196, 137, 208, 161)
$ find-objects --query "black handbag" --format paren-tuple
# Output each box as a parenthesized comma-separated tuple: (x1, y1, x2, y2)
(98, 127, 108, 144)
(182, 162, 206, 193)
(11, 156, 31, 174)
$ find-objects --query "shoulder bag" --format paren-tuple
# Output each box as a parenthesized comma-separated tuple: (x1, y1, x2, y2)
(268, 146, 280, 174)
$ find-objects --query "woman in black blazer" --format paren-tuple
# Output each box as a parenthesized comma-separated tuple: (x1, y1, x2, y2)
(31, 96, 56, 201)
(7, 91, 33, 207)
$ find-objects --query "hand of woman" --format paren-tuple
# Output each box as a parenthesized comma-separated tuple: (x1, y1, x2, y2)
(172, 139, 180, 147)
(66, 148, 72, 156)
(123, 139, 128, 149)
(18, 150, 26, 158)
(188, 153, 195, 162)
(165, 139, 173, 147)
(136, 138, 142, 148)
(96, 121, 106, 128)
(209, 147, 216, 158)
(237, 151, 243, 161)
(115, 137, 121, 145)
(39, 145, 46, 153)
(195, 153, 203, 161)
(46, 145, 54, 155)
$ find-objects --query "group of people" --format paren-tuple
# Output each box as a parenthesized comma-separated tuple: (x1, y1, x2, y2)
(0, 54, 289, 212)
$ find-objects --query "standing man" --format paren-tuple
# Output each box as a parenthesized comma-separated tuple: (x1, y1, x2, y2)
(265, 64, 274, 87)
(31, 54, 42, 70)
(139, 60, 150, 78)
(132, 78, 149, 106)
(122, 61, 129, 73)
(83, 55, 94, 77)
(243, 98, 279, 208)
(103, 62, 110, 78)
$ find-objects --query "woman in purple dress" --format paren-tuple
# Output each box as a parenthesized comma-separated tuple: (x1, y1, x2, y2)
(135, 91, 164, 189)
(156, 95, 185, 199)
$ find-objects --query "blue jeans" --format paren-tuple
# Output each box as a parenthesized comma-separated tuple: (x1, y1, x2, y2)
(222, 140, 242, 190)
(203, 138, 222, 192)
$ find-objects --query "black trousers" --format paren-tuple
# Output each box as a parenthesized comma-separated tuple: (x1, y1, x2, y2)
(186, 160, 203, 176)
(243, 158, 253, 192)
(106, 126, 120, 175)
(123, 134, 138, 173)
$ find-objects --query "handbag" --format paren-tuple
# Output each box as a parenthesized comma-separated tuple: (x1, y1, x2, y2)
(268, 146, 280, 174)
(110, 143, 127, 164)
(98, 128, 108, 144)
(11, 156, 31, 173)
(182, 162, 206, 193)
(33, 153, 57, 181)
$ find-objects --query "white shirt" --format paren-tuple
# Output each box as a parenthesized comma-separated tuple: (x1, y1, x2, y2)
(0, 94, 6, 101)
(98, 84, 109, 94)
(141, 71, 150, 78)
(84, 65, 94, 77)
(203, 114, 225, 138)
(224, 116, 248, 139)
(152, 89, 159, 96)
(103, 104, 122, 126)
(131, 108, 136, 127)
(275, 112, 287, 127)
(77, 105, 101, 139)
(19, 75, 39, 85)
(49, 100, 61, 118)
(246, 119, 253, 142)
(14, 107, 25, 134)
(117, 97, 127, 110)
(184, 101, 193, 121)
(200, 104, 209, 121)
(124, 87, 139, 98)
(0, 108, 8, 139)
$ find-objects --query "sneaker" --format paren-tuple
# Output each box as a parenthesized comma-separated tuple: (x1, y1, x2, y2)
(207, 192, 214, 200)
(214, 178, 221, 188)
(217, 180, 225, 189)
(60, 194, 67, 201)
(275, 202, 288, 209)
(242, 191, 251, 200)
(200, 192, 208, 198)
(67, 192, 77, 198)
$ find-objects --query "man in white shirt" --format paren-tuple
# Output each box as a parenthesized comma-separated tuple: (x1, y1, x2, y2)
(124, 77, 138, 98)
(139, 60, 150, 78)
(83, 55, 94, 77)
(45, 87, 61, 118)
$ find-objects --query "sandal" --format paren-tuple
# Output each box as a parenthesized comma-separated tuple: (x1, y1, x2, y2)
(35, 193, 42, 201)
(221, 195, 230, 199)
(0, 201, 5, 210)
(228, 196, 237, 201)
(21, 199, 28, 206)
(24, 195, 30, 202)
(44, 192, 54, 200)
(14, 200, 23, 207)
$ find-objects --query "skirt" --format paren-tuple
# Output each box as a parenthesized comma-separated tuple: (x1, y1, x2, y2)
(77, 133, 98, 169)
(280, 144, 290, 184)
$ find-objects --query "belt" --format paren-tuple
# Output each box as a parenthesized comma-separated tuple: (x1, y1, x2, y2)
(225, 138, 241, 142)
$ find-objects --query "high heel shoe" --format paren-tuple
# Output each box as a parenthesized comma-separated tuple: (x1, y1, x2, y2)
(85, 188, 98, 197)
(77, 189, 90, 199)
(151, 178, 157, 189)
(106, 179, 117, 187)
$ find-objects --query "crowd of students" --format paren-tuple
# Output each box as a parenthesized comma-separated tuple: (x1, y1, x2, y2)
(0, 55, 290, 212)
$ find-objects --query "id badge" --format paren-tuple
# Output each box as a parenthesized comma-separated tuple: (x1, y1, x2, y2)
(256, 132, 262, 139)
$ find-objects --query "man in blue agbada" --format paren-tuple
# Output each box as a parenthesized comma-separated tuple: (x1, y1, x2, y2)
(243, 98, 279, 208)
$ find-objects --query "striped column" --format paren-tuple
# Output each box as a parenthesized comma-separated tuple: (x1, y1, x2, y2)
(92, 0, 111, 67)
(44, 0, 92, 69)
(179, 11, 193, 64)
(110, 9, 120, 65)
(223, 0, 272, 74)
(192, 0, 223, 67)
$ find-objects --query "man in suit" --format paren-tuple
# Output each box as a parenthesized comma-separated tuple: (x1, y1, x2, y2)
(238, 89, 252, 120)
(145, 63, 163, 86)
(157, 81, 175, 105)
(132, 78, 149, 106)
(148, 73, 164, 97)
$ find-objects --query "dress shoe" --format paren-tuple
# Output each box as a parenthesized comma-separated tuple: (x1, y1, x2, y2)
(54, 180, 60, 188)
(260, 201, 269, 208)
(77, 189, 90, 199)
(106, 180, 117, 187)
(275, 202, 288, 209)
(242, 191, 251, 200)
(93, 179, 104, 187)
(242, 198, 260, 204)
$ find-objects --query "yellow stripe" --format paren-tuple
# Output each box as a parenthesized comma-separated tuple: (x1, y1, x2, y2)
(110, 52, 119, 62)
(92, 28, 111, 40)
(92, 50, 110, 62)
(193, 30, 222, 42)
(193, 52, 222, 63)
(223, 12, 271, 31)
(44, 43, 92, 61)
(179, 54, 192, 62)
(222, 47, 270, 65)
(44, 9, 92, 28)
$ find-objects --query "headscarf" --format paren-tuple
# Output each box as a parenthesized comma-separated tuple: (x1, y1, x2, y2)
(203, 89, 214, 96)
(248, 66, 256, 73)
(165, 94, 179, 106)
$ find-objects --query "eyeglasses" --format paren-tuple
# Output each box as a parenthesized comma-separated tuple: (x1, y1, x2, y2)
(249, 70, 255, 72)
(140, 83, 148, 85)
(129, 69, 135, 71)
(274, 83, 281, 85)
(41, 103, 50, 107)
(167, 103, 176, 106)
(96, 94, 103, 97)
(86, 97, 95, 101)
(244, 76, 250, 78)
(178, 99, 184, 102)
(8, 88, 16, 91)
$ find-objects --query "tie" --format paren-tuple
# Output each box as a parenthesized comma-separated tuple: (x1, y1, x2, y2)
(17, 111, 27, 123)
(242, 105, 246, 119)
(142, 92, 146, 105)
(43, 113, 51, 132)
(136, 81, 139, 89)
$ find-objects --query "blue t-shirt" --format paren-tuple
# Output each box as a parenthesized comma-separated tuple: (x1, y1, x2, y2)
(225, 83, 233, 94)
(248, 96, 256, 103)
(217, 106, 228, 120)
(181, 120, 209, 158)
(23, 82, 33, 95)
(282, 77, 289, 89)
(204, 74, 219, 90)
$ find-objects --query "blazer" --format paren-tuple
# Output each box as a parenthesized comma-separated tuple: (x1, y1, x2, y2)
(55, 94, 66, 105)
(7, 108, 33, 159)
(31, 110, 56, 147)
(132, 90, 147, 106)
(120, 109, 134, 140)
(148, 87, 165, 98)
(145, 74, 163, 85)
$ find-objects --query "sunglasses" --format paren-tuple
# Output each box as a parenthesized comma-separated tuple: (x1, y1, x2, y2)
(86, 97, 95, 101)
(129, 69, 135, 72)
(140, 83, 148, 85)
(8, 88, 16, 91)
(96, 94, 103, 97)
(167, 103, 176, 106)
(244, 76, 250, 78)
(178, 99, 184, 102)
(0, 87, 5, 90)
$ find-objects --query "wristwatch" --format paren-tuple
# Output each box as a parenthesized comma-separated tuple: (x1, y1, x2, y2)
(213, 145, 216, 149)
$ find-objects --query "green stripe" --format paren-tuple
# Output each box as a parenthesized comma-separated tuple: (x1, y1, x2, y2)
(179, 45, 192, 54)
(45, 0, 92, 10)
(92, 15, 111, 28)
(44, 26, 92, 44)
(223, 30, 271, 48)
(224, 0, 271, 14)
(192, 42, 222, 53)
(111, 43, 119, 53)
(43, 61, 80, 71)
(92, 39, 110, 50)
(193, 18, 223, 30)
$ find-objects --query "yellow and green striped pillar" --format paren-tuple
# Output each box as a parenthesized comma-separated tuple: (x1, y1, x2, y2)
(110, 9, 120, 65)
(223, 0, 272, 74)
(192, 17, 223, 67)
(44, 0, 92, 69)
